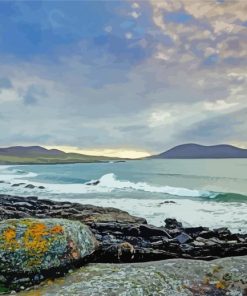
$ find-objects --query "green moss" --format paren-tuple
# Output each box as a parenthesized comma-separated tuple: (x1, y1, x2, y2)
(0, 282, 10, 294)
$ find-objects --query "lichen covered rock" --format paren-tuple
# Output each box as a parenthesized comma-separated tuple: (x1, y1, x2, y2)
(18, 256, 247, 296)
(0, 218, 97, 292)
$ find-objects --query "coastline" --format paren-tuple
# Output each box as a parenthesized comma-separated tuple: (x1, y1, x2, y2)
(0, 194, 247, 294)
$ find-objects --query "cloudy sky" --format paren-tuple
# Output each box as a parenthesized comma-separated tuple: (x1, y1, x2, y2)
(0, 0, 246, 157)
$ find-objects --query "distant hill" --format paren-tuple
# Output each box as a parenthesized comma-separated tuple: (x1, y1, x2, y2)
(151, 144, 247, 159)
(0, 146, 119, 164)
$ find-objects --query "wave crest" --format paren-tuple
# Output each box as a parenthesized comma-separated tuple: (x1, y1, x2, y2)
(98, 173, 210, 197)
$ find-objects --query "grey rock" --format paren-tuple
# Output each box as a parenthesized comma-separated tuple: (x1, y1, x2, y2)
(0, 218, 98, 292)
(175, 232, 192, 244)
(17, 256, 247, 296)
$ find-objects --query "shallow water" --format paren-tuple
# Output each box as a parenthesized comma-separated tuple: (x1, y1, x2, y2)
(0, 159, 247, 232)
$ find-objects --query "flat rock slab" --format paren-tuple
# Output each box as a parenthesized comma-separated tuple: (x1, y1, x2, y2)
(18, 256, 247, 296)
(0, 194, 146, 224)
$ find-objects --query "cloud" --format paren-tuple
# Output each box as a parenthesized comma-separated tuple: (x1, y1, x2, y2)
(23, 84, 47, 105)
(203, 100, 238, 111)
(0, 0, 246, 153)
(178, 108, 247, 144)
(0, 77, 12, 90)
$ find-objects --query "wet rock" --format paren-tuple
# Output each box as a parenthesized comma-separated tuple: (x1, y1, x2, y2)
(164, 218, 183, 229)
(183, 226, 208, 238)
(175, 232, 192, 244)
(199, 230, 216, 239)
(85, 180, 100, 186)
(0, 194, 146, 224)
(0, 194, 247, 265)
(11, 183, 25, 187)
(139, 224, 171, 238)
(159, 200, 176, 205)
(25, 184, 35, 189)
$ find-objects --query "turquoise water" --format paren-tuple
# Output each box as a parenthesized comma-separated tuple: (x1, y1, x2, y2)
(1, 159, 247, 232)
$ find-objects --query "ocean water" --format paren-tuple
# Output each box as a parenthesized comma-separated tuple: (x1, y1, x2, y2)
(0, 159, 247, 233)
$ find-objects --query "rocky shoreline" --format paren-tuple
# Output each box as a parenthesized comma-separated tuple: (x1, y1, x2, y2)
(0, 194, 247, 294)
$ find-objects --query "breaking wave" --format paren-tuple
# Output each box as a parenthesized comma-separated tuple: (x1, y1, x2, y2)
(1, 169, 247, 201)
(97, 173, 210, 197)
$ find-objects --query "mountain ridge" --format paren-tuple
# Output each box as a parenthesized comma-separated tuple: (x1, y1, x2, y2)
(151, 143, 247, 159)
(0, 146, 121, 164)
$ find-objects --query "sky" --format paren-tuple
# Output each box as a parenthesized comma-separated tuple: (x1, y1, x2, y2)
(0, 0, 246, 158)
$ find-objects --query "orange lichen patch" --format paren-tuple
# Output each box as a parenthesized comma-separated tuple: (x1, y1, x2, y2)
(0, 220, 67, 268)
(23, 223, 50, 254)
(1, 227, 19, 250)
(216, 281, 226, 289)
(3, 227, 16, 242)
(51, 225, 64, 234)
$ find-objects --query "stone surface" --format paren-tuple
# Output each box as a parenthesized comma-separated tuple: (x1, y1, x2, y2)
(91, 220, 247, 263)
(0, 194, 146, 224)
(0, 218, 97, 292)
(0, 195, 247, 265)
(17, 256, 247, 296)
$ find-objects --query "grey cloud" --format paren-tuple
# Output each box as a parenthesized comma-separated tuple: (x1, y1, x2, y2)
(117, 125, 147, 132)
(178, 108, 247, 143)
(23, 84, 47, 105)
(0, 77, 13, 90)
(0, 1, 247, 154)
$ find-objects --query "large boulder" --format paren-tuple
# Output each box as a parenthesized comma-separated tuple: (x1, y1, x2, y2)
(17, 256, 247, 296)
(0, 218, 98, 292)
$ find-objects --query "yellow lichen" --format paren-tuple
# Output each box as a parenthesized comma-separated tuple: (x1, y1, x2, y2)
(2, 227, 19, 250)
(3, 227, 16, 242)
(0, 221, 65, 267)
(23, 223, 50, 254)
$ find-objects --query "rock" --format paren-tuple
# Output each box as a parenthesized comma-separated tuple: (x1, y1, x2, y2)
(25, 184, 35, 189)
(183, 226, 208, 238)
(0, 195, 246, 266)
(0, 194, 146, 224)
(159, 201, 176, 205)
(98, 242, 135, 263)
(199, 230, 215, 239)
(139, 224, 171, 238)
(11, 183, 25, 187)
(164, 218, 183, 229)
(0, 218, 98, 292)
(85, 180, 100, 186)
(192, 241, 205, 247)
(17, 256, 247, 296)
(38, 186, 45, 189)
(175, 232, 192, 244)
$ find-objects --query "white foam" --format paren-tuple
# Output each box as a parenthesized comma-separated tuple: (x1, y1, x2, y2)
(98, 173, 210, 197)
(0, 171, 211, 197)
(53, 197, 247, 233)
(0, 172, 37, 181)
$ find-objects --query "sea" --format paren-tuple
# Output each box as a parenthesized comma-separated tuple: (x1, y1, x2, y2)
(0, 159, 247, 233)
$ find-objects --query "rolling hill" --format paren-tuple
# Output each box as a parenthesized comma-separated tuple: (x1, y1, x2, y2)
(0, 146, 119, 164)
(151, 144, 247, 159)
